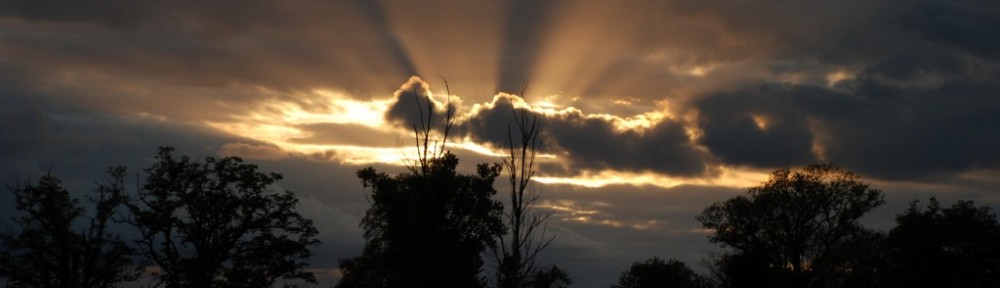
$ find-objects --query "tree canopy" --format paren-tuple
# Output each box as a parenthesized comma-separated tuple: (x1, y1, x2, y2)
(529, 265, 571, 288)
(611, 257, 712, 288)
(880, 198, 1000, 288)
(124, 147, 319, 288)
(337, 153, 505, 288)
(698, 163, 884, 287)
(0, 168, 139, 288)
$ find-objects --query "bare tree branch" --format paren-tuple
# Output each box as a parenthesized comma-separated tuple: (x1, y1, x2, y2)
(490, 86, 555, 288)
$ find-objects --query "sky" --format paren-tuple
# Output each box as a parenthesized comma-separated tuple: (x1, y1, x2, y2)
(1, 0, 999, 287)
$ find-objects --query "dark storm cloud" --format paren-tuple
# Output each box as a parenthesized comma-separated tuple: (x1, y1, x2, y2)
(823, 79, 1000, 179)
(678, 0, 1000, 179)
(544, 113, 706, 176)
(383, 77, 454, 131)
(694, 56, 1000, 180)
(902, 0, 1000, 59)
(695, 84, 828, 168)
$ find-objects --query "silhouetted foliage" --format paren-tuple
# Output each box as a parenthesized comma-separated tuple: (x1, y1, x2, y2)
(611, 257, 712, 288)
(491, 87, 553, 288)
(698, 163, 884, 288)
(708, 250, 777, 288)
(124, 147, 319, 288)
(880, 198, 1000, 288)
(529, 265, 571, 288)
(337, 84, 505, 288)
(337, 153, 505, 288)
(808, 228, 884, 288)
(0, 168, 139, 288)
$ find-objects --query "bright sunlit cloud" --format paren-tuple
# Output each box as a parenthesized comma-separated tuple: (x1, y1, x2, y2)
(534, 165, 770, 189)
(203, 89, 407, 163)
(826, 70, 854, 87)
(534, 199, 665, 230)
(466, 93, 676, 133)
(284, 90, 394, 128)
(751, 114, 770, 130)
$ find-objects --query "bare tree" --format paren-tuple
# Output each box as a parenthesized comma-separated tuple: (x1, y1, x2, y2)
(490, 88, 554, 288)
(403, 78, 455, 176)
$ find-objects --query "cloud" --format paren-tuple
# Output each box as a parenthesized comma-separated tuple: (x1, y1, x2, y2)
(900, 0, 1000, 59)
(692, 52, 1000, 179)
(540, 111, 706, 176)
(663, 0, 1000, 180)
(289, 123, 400, 147)
(218, 142, 290, 160)
(382, 78, 711, 177)
(695, 84, 828, 168)
(383, 76, 456, 131)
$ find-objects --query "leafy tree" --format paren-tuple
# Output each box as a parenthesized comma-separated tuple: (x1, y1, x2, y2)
(491, 89, 553, 288)
(337, 82, 505, 288)
(337, 154, 504, 288)
(880, 198, 1000, 288)
(529, 265, 571, 288)
(807, 229, 884, 288)
(698, 163, 884, 288)
(708, 250, 777, 288)
(611, 257, 712, 288)
(0, 168, 139, 288)
(124, 147, 319, 288)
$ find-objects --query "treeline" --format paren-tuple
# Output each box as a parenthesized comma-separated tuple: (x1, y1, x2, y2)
(3, 150, 1000, 288)
(0, 147, 319, 288)
(613, 163, 1000, 288)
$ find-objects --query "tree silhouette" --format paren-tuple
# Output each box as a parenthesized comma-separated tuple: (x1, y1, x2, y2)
(490, 87, 553, 288)
(880, 198, 1000, 288)
(698, 163, 884, 287)
(0, 168, 139, 288)
(611, 257, 712, 288)
(529, 265, 571, 288)
(708, 250, 777, 288)
(337, 82, 505, 288)
(123, 147, 319, 288)
(807, 228, 884, 288)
